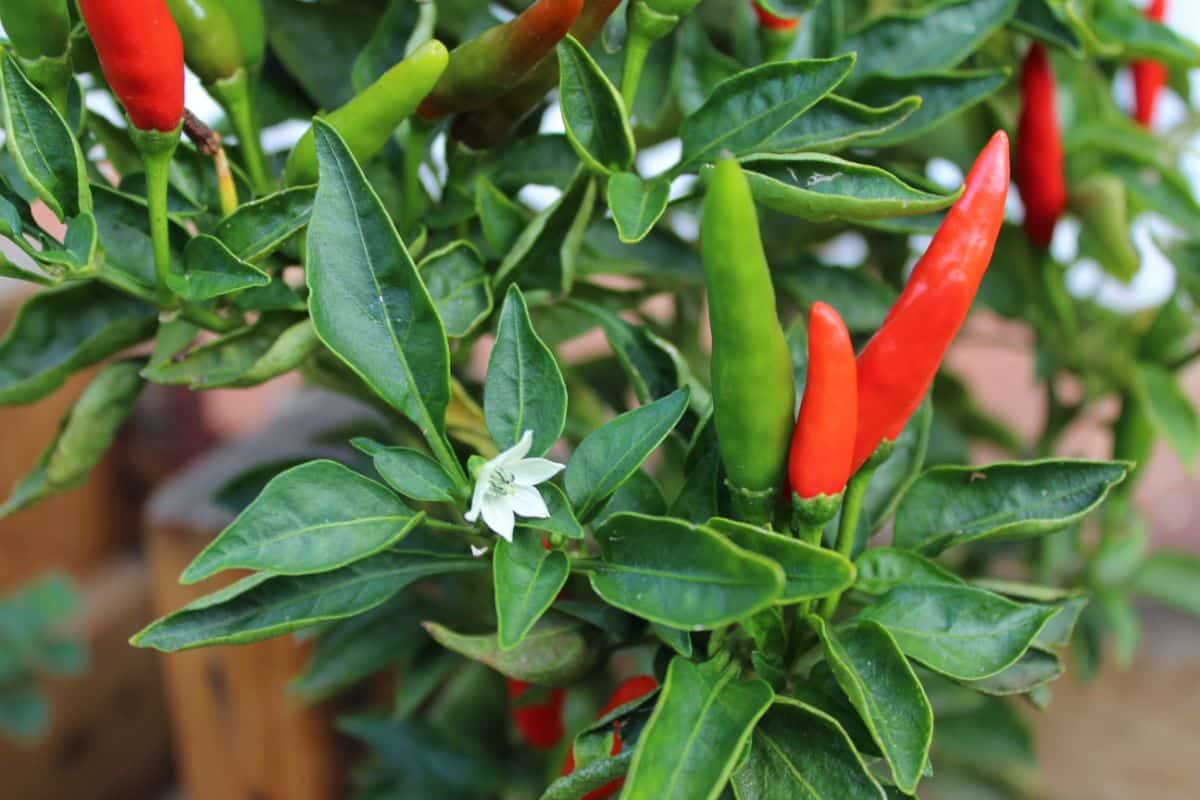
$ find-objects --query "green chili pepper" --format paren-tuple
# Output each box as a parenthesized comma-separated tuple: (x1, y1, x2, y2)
(220, 0, 266, 72)
(0, 0, 74, 114)
(701, 159, 795, 524)
(285, 40, 449, 186)
(165, 0, 243, 85)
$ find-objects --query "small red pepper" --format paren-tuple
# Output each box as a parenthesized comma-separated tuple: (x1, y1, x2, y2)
(561, 676, 658, 800)
(508, 679, 567, 750)
(852, 132, 1010, 471)
(752, 1, 798, 31)
(78, 0, 185, 133)
(1131, 0, 1168, 127)
(1016, 43, 1066, 249)
(788, 303, 856, 500)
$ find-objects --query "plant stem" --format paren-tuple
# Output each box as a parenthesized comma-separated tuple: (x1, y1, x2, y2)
(621, 30, 654, 112)
(212, 70, 273, 197)
(130, 126, 182, 304)
(819, 465, 876, 619)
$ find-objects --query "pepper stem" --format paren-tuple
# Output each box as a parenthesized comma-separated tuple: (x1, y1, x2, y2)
(727, 481, 778, 528)
(820, 444, 891, 619)
(130, 125, 182, 304)
(621, 2, 680, 113)
(211, 69, 273, 197)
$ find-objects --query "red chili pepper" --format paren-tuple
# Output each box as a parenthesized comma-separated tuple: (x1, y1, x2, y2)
(508, 679, 567, 750)
(752, 1, 798, 31)
(788, 302, 856, 500)
(852, 132, 1010, 471)
(1016, 43, 1066, 249)
(1131, 0, 1168, 127)
(78, 0, 185, 132)
(561, 676, 658, 800)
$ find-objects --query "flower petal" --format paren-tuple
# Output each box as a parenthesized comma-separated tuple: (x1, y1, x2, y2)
(509, 457, 565, 486)
(465, 477, 488, 523)
(481, 493, 515, 541)
(510, 484, 550, 519)
(497, 430, 534, 465)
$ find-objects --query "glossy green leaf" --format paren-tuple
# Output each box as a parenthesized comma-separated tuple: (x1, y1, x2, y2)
(678, 56, 855, 169)
(1134, 363, 1200, 467)
(418, 241, 493, 338)
(765, 94, 921, 154)
(1011, 0, 1082, 54)
(485, 286, 567, 456)
(0, 283, 156, 406)
(607, 173, 670, 244)
(777, 264, 897, 335)
(624, 656, 773, 800)
(893, 459, 1128, 553)
(961, 649, 1063, 696)
(214, 185, 315, 261)
(1133, 550, 1200, 618)
(809, 616, 931, 793)
(167, 234, 270, 302)
(474, 175, 529, 256)
(594, 468, 668, 525)
(853, 70, 1010, 149)
(0, 50, 89, 220)
(707, 517, 855, 602)
(855, 548, 962, 595)
(573, 299, 683, 404)
(133, 550, 483, 651)
(859, 584, 1059, 680)
(306, 120, 452, 455)
(516, 483, 584, 540)
(495, 169, 596, 294)
(351, 437, 462, 502)
(1, 359, 144, 517)
(1092, 2, 1200, 66)
(92, 185, 189, 289)
(589, 513, 784, 628)
(181, 460, 424, 583)
(494, 530, 570, 649)
(557, 35, 635, 174)
(839, 0, 1018, 84)
(423, 612, 597, 684)
(564, 388, 689, 518)
(732, 698, 887, 800)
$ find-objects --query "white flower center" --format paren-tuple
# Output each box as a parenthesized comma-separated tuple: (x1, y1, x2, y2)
(487, 467, 516, 497)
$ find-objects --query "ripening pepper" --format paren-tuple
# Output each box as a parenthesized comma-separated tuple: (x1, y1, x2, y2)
(852, 132, 1010, 471)
(561, 676, 658, 800)
(417, 0, 583, 119)
(78, 0, 185, 133)
(1132, 0, 1168, 127)
(702, 159, 796, 524)
(452, 0, 622, 148)
(507, 679, 566, 750)
(0, 0, 71, 60)
(284, 40, 449, 186)
(1016, 43, 1066, 249)
(788, 303, 856, 502)
(752, 1, 799, 61)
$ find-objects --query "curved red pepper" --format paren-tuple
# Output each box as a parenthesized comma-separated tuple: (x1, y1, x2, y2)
(1016, 43, 1066, 248)
(79, 0, 185, 132)
(508, 679, 566, 750)
(852, 132, 1010, 471)
(561, 675, 658, 800)
(752, 2, 799, 31)
(1132, 0, 1168, 127)
(788, 302, 856, 499)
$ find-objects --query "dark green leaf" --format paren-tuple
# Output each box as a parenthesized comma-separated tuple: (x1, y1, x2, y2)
(495, 169, 596, 294)
(557, 35, 635, 173)
(214, 186, 315, 261)
(516, 483, 584, 540)
(1133, 550, 1200, 618)
(855, 548, 962, 595)
(494, 530, 570, 649)
(167, 234, 270, 301)
(423, 612, 598, 684)
(607, 173, 670, 244)
(853, 70, 1010, 149)
(707, 517, 854, 603)
(961, 649, 1063, 696)
(419, 241, 493, 338)
(765, 94, 921, 154)
(1135, 363, 1200, 466)
(351, 437, 462, 502)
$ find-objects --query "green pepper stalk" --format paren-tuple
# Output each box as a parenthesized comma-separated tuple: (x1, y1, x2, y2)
(220, 0, 266, 74)
(621, 0, 701, 111)
(0, 0, 73, 114)
(165, 0, 273, 195)
(701, 159, 795, 525)
(285, 40, 449, 187)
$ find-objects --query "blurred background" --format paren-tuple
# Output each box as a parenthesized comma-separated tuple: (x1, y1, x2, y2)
(2, 4, 1200, 800)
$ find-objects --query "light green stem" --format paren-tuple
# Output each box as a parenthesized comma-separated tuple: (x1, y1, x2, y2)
(212, 70, 273, 196)
(620, 30, 654, 112)
(819, 466, 876, 619)
(130, 129, 180, 303)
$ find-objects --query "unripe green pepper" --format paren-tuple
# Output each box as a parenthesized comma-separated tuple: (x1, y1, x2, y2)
(701, 159, 795, 524)
(220, 0, 266, 72)
(165, 0, 244, 85)
(285, 40, 449, 186)
(1070, 174, 1139, 284)
(0, 0, 72, 60)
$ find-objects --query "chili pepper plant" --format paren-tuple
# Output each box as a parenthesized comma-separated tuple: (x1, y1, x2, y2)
(0, 0, 1197, 796)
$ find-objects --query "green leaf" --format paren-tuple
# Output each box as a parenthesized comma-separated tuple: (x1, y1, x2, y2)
(306, 120, 452, 457)
(485, 286, 568, 456)
(893, 459, 1128, 553)
(707, 517, 855, 603)
(839, 0, 1018, 85)
(180, 460, 424, 583)
(1011, 0, 1082, 55)
(809, 617, 931, 794)
(855, 548, 962, 595)
(732, 698, 887, 799)
(961, 649, 1063, 696)
(589, 513, 784, 628)
(516, 483, 584, 540)
(0, 283, 156, 406)
(859, 584, 1059, 680)
(494, 530, 570, 649)
(133, 550, 483, 651)
(2, 359, 144, 516)
(214, 185, 315, 261)
(423, 612, 598, 684)
(678, 56, 856, 169)
(624, 656, 773, 800)
(863, 399, 933, 531)
(557, 35, 635, 174)
(1092, 2, 1200, 66)
(351, 437, 462, 502)
(474, 175, 528, 257)
(853, 70, 1010, 149)
(777, 263, 898, 335)
(92, 185, 189, 289)
(572, 299, 683, 404)
(1134, 363, 1200, 467)
(765, 94, 921, 154)
(594, 468, 668, 525)
(0, 50, 89, 220)
(1133, 550, 1200, 618)
(418, 241, 493, 338)
(166, 234, 271, 302)
(607, 173, 670, 244)
(495, 169, 596, 295)
(565, 388, 689, 518)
